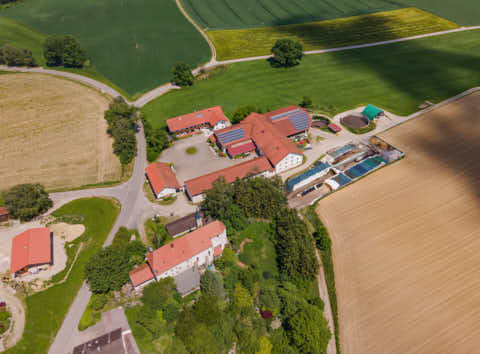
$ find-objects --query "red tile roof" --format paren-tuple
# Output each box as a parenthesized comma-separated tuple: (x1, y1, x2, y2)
(185, 156, 274, 197)
(328, 123, 342, 133)
(129, 263, 154, 287)
(166, 106, 229, 133)
(11, 228, 51, 274)
(0, 207, 8, 216)
(264, 105, 312, 136)
(213, 245, 223, 257)
(227, 141, 256, 157)
(145, 162, 181, 196)
(147, 221, 226, 276)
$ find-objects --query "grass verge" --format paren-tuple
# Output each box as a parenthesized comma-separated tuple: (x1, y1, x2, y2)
(5, 197, 120, 354)
(208, 8, 458, 60)
(303, 205, 340, 354)
(142, 29, 480, 129)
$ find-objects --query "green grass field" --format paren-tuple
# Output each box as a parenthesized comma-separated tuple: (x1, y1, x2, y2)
(6, 198, 119, 354)
(182, 0, 479, 30)
(1, 0, 210, 97)
(142, 30, 480, 128)
(210, 8, 458, 60)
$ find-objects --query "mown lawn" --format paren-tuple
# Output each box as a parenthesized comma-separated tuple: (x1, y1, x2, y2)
(5, 198, 119, 354)
(209, 8, 458, 60)
(142, 29, 480, 128)
(1, 0, 210, 96)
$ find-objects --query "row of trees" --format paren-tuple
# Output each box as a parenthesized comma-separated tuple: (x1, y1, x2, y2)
(1, 184, 52, 221)
(0, 45, 37, 67)
(104, 97, 139, 165)
(43, 35, 87, 68)
(142, 116, 170, 162)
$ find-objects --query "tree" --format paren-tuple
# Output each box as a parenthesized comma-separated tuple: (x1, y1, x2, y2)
(43, 35, 87, 67)
(2, 184, 52, 221)
(299, 96, 312, 108)
(287, 304, 331, 354)
(257, 336, 273, 354)
(233, 284, 253, 310)
(194, 295, 221, 326)
(0, 45, 37, 67)
(172, 62, 194, 86)
(143, 116, 170, 162)
(270, 39, 303, 68)
(214, 247, 237, 271)
(184, 324, 219, 354)
(200, 269, 225, 299)
(231, 105, 257, 124)
(274, 208, 318, 280)
(141, 278, 177, 310)
(85, 247, 130, 293)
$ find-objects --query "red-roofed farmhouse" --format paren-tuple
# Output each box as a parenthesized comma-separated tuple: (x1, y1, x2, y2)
(11, 228, 52, 277)
(145, 162, 181, 199)
(166, 106, 229, 136)
(184, 156, 274, 203)
(129, 221, 228, 292)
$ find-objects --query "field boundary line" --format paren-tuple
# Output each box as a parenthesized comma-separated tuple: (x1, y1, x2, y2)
(1, 26, 479, 108)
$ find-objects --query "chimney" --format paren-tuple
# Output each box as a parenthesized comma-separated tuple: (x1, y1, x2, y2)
(195, 208, 203, 228)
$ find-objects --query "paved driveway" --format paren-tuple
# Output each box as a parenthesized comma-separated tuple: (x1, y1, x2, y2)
(158, 133, 255, 182)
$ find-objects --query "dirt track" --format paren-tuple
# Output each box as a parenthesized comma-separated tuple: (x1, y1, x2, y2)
(316, 92, 480, 354)
(0, 73, 121, 190)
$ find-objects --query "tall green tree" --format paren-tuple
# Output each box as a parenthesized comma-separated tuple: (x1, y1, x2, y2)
(231, 105, 257, 124)
(172, 62, 194, 86)
(43, 35, 87, 68)
(2, 184, 52, 221)
(141, 278, 177, 310)
(287, 304, 331, 354)
(270, 39, 303, 68)
(200, 269, 225, 300)
(274, 208, 318, 280)
(84, 247, 130, 293)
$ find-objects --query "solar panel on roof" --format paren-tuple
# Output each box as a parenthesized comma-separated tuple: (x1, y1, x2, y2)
(270, 109, 301, 121)
(217, 128, 245, 144)
(289, 111, 310, 131)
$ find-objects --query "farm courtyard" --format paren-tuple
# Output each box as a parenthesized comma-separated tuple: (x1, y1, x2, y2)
(316, 92, 480, 353)
(0, 73, 121, 191)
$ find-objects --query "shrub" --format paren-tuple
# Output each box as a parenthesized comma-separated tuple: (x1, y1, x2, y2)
(142, 116, 169, 162)
(231, 105, 257, 124)
(270, 39, 303, 68)
(200, 269, 225, 300)
(43, 35, 87, 67)
(185, 146, 197, 155)
(299, 96, 312, 108)
(171, 62, 194, 86)
(90, 294, 108, 311)
(0, 45, 37, 67)
(141, 278, 177, 310)
(84, 247, 130, 293)
(2, 183, 52, 221)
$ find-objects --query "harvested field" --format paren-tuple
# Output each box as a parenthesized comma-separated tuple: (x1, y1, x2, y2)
(0, 73, 121, 191)
(316, 92, 480, 354)
(341, 115, 369, 129)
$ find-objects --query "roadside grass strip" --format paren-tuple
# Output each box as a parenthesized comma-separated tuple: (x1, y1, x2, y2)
(142, 29, 480, 129)
(5, 198, 120, 354)
(208, 8, 459, 60)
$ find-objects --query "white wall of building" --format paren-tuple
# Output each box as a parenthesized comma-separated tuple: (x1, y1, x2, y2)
(156, 187, 177, 199)
(275, 153, 303, 173)
(213, 120, 228, 130)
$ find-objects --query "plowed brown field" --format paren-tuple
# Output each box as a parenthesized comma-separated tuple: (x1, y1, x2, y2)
(0, 73, 121, 191)
(316, 92, 480, 354)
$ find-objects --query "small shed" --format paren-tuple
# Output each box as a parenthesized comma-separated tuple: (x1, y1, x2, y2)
(328, 123, 342, 134)
(0, 207, 9, 223)
(362, 104, 383, 121)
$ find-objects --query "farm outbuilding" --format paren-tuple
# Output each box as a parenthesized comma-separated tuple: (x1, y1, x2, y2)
(362, 104, 384, 121)
(0, 207, 9, 223)
(145, 162, 181, 199)
(10, 228, 52, 278)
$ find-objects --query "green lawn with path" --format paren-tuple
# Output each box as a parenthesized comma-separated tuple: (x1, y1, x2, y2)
(142, 30, 480, 128)
(1, 0, 210, 97)
(6, 198, 120, 354)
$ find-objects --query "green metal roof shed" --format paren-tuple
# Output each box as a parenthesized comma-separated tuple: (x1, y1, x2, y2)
(362, 104, 383, 121)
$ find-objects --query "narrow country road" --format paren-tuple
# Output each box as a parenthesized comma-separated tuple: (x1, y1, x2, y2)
(0, 284, 25, 351)
(2, 26, 478, 108)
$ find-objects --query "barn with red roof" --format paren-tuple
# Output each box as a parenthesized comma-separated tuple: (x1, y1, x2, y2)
(166, 106, 229, 136)
(10, 227, 52, 277)
(145, 162, 181, 199)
